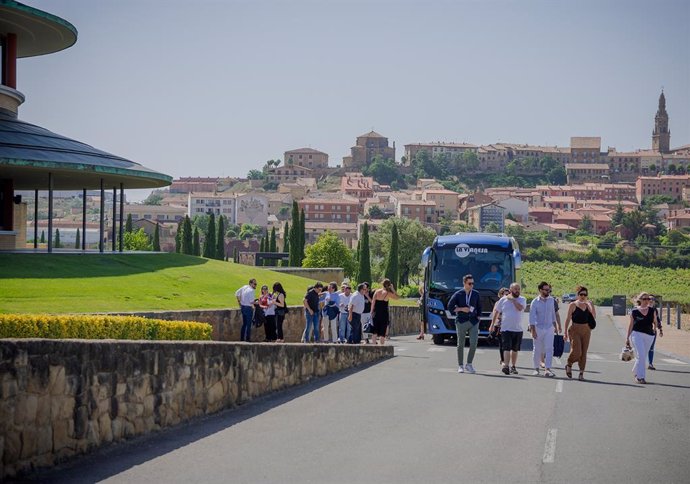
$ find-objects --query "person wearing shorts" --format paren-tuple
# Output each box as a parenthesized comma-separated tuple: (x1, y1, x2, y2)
(498, 283, 526, 375)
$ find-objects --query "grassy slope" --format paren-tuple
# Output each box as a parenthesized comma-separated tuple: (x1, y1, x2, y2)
(520, 261, 689, 304)
(0, 254, 322, 314)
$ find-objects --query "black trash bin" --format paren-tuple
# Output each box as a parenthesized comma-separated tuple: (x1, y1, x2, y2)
(612, 295, 627, 316)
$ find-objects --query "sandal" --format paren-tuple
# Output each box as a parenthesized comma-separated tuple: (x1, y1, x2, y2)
(578, 372, 585, 381)
(565, 365, 572, 379)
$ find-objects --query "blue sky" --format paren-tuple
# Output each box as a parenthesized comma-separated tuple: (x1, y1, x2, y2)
(18, 0, 690, 191)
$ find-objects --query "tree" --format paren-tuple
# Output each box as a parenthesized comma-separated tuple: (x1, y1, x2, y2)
(215, 215, 225, 260)
(247, 169, 265, 180)
(148, 223, 158, 251)
(288, 201, 300, 266)
(384, 222, 399, 287)
(233, 246, 239, 263)
(282, 221, 290, 252)
(302, 231, 356, 276)
(40, 230, 45, 244)
(578, 215, 593, 234)
(484, 222, 501, 233)
(54, 229, 61, 248)
(357, 222, 372, 284)
(203, 213, 216, 258)
(364, 154, 405, 186)
(175, 220, 182, 253)
(268, 227, 277, 266)
(124, 228, 152, 251)
(299, 208, 306, 265)
(372, 217, 436, 286)
(193, 227, 201, 256)
(125, 214, 133, 233)
(143, 191, 163, 205)
(667, 163, 677, 174)
(611, 203, 625, 227)
(182, 215, 193, 255)
(75, 228, 81, 249)
(368, 205, 386, 219)
(239, 223, 262, 240)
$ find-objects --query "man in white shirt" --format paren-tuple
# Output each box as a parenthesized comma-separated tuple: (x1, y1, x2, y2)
(337, 284, 352, 343)
(529, 281, 560, 377)
(348, 283, 367, 344)
(322, 282, 340, 343)
(498, 282, 526, 375)
(235, 279, 257, 342)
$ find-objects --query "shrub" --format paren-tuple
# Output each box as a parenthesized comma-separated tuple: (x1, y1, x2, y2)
(0, 314, 212, 340)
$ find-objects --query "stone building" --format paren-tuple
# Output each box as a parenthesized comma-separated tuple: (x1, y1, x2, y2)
(570, 137, 602, 164)
(652, 90, 671, 154)
(342, 131, 396, 169)
(636, 175, 690, 203)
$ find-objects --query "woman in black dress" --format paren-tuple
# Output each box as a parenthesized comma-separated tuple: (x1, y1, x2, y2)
(371, 279, 399, 345)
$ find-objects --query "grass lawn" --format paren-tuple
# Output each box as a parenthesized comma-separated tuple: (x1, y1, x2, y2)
(0, 254, 324, 314)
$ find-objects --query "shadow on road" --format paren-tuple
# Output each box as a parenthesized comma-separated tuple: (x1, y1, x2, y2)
(21, 361, 385, 483)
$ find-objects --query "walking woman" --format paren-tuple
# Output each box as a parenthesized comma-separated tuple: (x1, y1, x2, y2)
(272, 282, 287, 343)
(371, 279, 399, 345)
(564, 285, 595, 381)
(259, 285, 277, 342)
(626, 292, 662, 384)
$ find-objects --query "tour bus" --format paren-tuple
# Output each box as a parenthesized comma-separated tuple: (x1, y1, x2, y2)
(421, 233, 521, 345)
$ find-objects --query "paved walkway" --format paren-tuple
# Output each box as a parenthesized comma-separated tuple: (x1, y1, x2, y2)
(610, 308, 690, 363)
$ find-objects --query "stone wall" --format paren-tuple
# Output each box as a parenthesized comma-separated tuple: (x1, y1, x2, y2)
(267, 267, 345, 284)
(0, 340, 392, 478)
(119, 305, 420, 342)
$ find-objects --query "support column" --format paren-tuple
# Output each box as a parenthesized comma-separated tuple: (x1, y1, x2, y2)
(47, 173, 53, 253)
(2, 33, 17, 89)
(33, 189, 38, 249)
(119, 183, 124, 252)
(82, 189, 86, 250)
(112, 187, 117, 251)
(99, 179, 104, 253)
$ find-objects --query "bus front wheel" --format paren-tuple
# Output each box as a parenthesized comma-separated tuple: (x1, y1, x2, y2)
(432, 334, 445, 345)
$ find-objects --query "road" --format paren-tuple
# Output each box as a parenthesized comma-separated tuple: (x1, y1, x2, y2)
(34, 308, 690, 483)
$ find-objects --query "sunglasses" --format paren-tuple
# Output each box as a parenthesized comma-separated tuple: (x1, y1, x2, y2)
(641, 297, 651, 301)
(466, 282, 474, 285)
(579, 293, 588, 296)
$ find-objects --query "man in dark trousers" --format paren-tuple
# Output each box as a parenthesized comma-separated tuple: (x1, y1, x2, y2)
(447, 274, 482, 374)
(302, 282, 323, 343)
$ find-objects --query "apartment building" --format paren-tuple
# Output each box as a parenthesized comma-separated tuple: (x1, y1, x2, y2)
(341, 173, 374, 199)
(542, 196, 576, 211)
(124, 204, 187, 223)
(265, 165, 314, 183)
(565, 163, 610, 183)
(285, 148, 328, 170)
(636, 175, 690, 202)
(403, 142, 477, 164)
(298, 197, 360, 223)
(396, 199, 437, 224)
(169, 177, 220, 194)
(418, 189, 460, 219)
(537, 183, 637, 202)
(570, 137, 602, 164)
(467, 203, 505, 232)
(187, 192, 237, 223)
(305, 222, 358, 249)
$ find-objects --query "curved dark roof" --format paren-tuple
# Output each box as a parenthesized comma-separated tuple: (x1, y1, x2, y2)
(0, 110, 172, 190)
(0, 1, 77, 58)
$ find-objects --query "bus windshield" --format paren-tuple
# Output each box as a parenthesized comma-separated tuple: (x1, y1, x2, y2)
(431, 246, 513, 292)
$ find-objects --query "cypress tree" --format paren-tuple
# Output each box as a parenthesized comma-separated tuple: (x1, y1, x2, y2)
(40, 230, 45, 244)
(125, 213, 133, 233)
(193, 227, 200, 256)
(215, 215, 225, 260)
(269, 227, 277, 266)
(75, 228, 81, 249)
(282, 221, 290, 267)
(152, 224, 161, 251)
(289, 201, 300, 266)
(299, 208, 306, 265)
(203, 213, 216, 258)
(384, 222, 399, 287)
(358, 221, 372, 284)
(55, 229, 61, 248)
(182, 215, 193, 255)
(175, 220, 182, 253)
(233, 246, 239, 263)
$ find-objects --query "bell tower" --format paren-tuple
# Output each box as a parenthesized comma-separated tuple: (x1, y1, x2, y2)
(652, 90, 670, 153)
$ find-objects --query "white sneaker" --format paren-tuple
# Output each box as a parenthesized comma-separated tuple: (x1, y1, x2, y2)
(532, 369, 540, 376)
(465, 364, 476, 374)
(458, 366, 465, 373)
(544, 369, 555, 378)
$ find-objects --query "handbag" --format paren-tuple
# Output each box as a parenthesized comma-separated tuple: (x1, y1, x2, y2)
(621, 344, 635, 362)
(587, 312, 596, 330)
(553, 334, 564, 358)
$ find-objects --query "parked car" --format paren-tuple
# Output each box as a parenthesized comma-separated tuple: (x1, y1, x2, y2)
(562, 293, 577, 303)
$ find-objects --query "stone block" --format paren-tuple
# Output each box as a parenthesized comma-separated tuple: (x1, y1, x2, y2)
(3, 430, 20, 465)
(48, 366, 66, 395)
(2, 375, 18, 399)
(36, 426, 52, 455)
(86, 421, 100, 447)
(52, 419, 71, 452)
(35, 395, 51, 426)
(51, 396, 75, 421)
(98, 413, 113, 443)
(143, 395, 155, 417)
(19, 428, 37, 459)
(116, 383, 127, 396)
(111, 418, 124, 440)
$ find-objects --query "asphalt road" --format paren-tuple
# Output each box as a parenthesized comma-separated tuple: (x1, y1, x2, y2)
(33, 308, 690, 484)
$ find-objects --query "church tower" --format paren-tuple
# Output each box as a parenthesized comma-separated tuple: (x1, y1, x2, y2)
(652, 90, 670, 153)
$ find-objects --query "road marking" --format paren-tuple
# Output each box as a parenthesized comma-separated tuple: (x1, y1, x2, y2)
(555, 380, 563, 393)
(588, 354, 604, 360)
(428, 347, 447, 352)
(542, 429, 558, 463)
(394, 347, 408, 352)
(661, 358, 688, 365)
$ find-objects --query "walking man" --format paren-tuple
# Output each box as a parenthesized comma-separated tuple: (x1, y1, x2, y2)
(348, 283, 366, 344)
(529, 281, 560, 377)
(498, 282, 526, 375)
(302, 282, 323, 343)
(337, 283, 352, 343)
(235, 278, 257, 342)
(447, 274, 482, 374)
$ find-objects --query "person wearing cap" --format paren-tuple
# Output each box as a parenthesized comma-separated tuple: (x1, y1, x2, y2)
(337, 283, 352, 343)
(302, 282, 323, 343)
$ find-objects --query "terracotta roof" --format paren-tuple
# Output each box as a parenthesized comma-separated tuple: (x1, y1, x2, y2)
(358, 131, 386, 139)
(543, 223, 577, 231)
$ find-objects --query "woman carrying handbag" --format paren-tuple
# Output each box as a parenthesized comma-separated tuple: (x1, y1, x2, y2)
(626, 292, 662, 384)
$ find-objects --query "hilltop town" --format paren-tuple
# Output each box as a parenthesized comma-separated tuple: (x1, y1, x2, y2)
(26, 91, 690, 256)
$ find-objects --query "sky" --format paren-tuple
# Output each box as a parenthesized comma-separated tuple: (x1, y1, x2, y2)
(16, 0, 690, 199)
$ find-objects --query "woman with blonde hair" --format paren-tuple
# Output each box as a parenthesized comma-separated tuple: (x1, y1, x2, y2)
(626, 292, 662, 384)
(564, 285, 595, 381)
(371, 278, 399, 345)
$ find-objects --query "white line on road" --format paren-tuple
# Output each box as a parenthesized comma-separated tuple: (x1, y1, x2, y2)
(662, 358, 688, 365)
(543, 429, 558, 463)
(588, 354, 604, 360)
(394, 347, 408, 352)
(555, 380, 563, 393)
(428, 347, 447, 352)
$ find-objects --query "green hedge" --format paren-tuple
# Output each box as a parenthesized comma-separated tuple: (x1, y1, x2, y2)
(0, 314, 212, 340)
